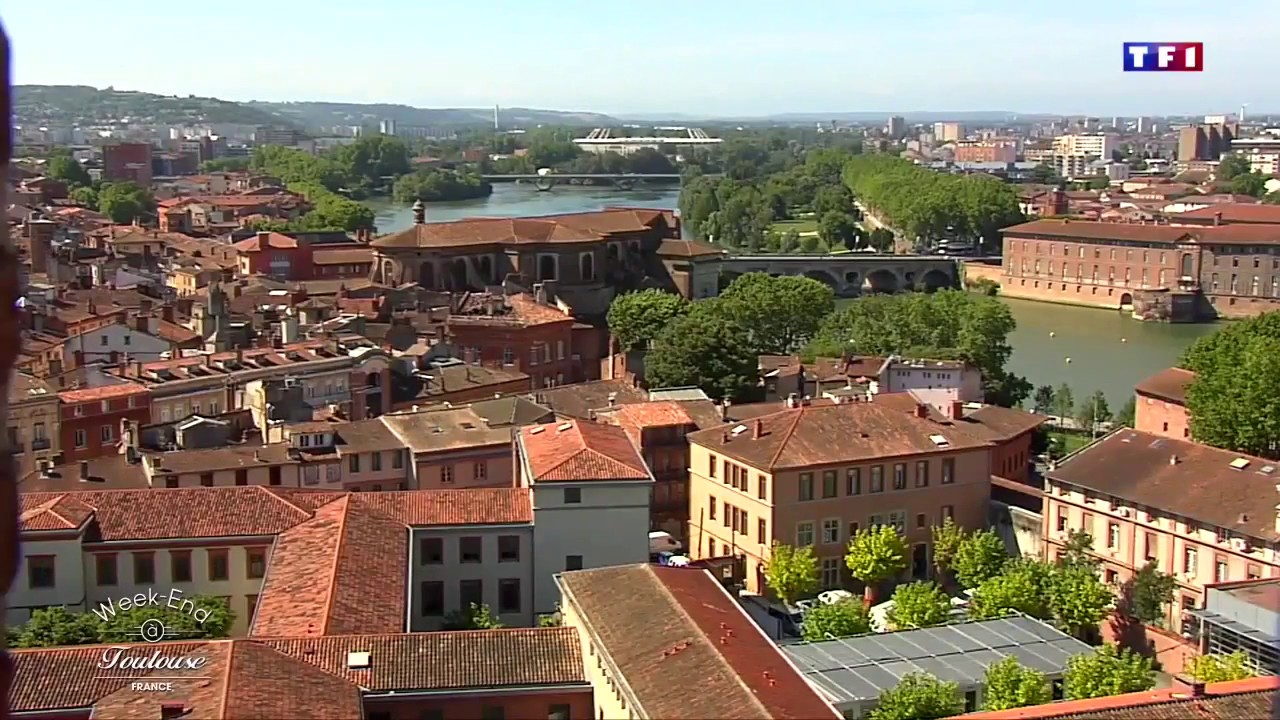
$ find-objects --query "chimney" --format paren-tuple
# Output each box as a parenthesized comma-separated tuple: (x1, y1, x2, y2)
(134, 312, 151, 334)
(412, 200, 426, 225)
(719, 398, 731, 420)
(1172, 675, 1206, 698)
(1213, 212, 1223, 226)
(139, 298, 153, 314)
(1170, 454, 1180, 465)
(203, 353, 213, 367)
(607, 392, 618, 407)
(914, 403, 929, 419)
(951, 401, 965, 420)
(785, 393, 799, 409)
(752, 419, 763, 439)
(161, 303, 175, 323)
(534, 283, 547, 305)
(78, 461, 91, 482)
(160, 702, 188, 720)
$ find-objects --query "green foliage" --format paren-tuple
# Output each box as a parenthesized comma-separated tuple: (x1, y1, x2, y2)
(1063, 644, 1155, 700)
(392, 168, 492, 203)
(966, 277, 999, 296)
(1217, 155, 1251, 181)
(1229, 171, 1269, 198)
(885, 582, 951, 630)
(969, 558, 1054, 621)
(46, 152, 91, 187)
(717, 273, 835, 355)
(802, 600, 871, 641)
(441, 603, 504, 630)
(866, 227, 895, 252)
(1075, 390, 1113, 431)
(818, 210, 860, 249)
(1116, 396, 1137, 428)
(952, 529, 1010, 589)
(1125, 562, 1175, 625)
(1059, 530, 1098, 569)
(1185, 651, 1255, 683)
(930, 518, 965, 578)
(249, 143, 388, 230)
(12, 596, 234, 648)
(97, 181, 156, 224)
(1032, 385, 1055, 414)
(843, 154, 1025, 242)
(806, 289, 1030, 407)
(981, 657, 1052, 711)
(1050, 562, 1114, 637)
(867, 673, 965, 720)
(15, 85, 287, 126)
(537, 613, 563, 627)
(644, 302, 759, 400)
(1180, 312, 1280, 456)
(1053, 383, 1075, 421)
(200, 157, 251, 173)
(764, 543, 819, 606)
(845, 525, 908, 604)
(70, 186, 98, 208)
(606, 289, 691, 352)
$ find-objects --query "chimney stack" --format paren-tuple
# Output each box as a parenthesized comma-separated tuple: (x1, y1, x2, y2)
(719, 398, 732, 421)
(785, 393, 799, 409)
(412, 200, 426, 225)
(78, 461, 90, 482)
(1170, 454, 1180, 465)
(752, 419, 763, 439)
(951, 401, 965, 420)
(914, 403, 929, 419)
(1172, 675, 1206, 698)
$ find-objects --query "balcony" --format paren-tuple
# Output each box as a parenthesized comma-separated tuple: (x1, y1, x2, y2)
(30, 438, 50, 451)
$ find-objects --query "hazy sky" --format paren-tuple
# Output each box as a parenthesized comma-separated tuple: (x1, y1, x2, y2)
(4, 0, 1273, 117)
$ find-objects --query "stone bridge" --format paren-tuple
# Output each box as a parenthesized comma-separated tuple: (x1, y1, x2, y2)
(713, 254, 962, 297)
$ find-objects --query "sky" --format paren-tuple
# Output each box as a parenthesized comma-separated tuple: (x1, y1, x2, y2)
(3, 0, 1274, 118)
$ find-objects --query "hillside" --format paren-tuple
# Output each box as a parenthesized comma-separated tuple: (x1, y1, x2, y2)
(14, 85, 290, 127)
(248, 101, 618, 129)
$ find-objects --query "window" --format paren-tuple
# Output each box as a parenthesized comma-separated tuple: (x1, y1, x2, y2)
(798, 473, 814, 501)
(758, 518, 768, 544)
(1247, 564, 1262, 580)
(564, 487, 582, 504)
(100, 424, 114, 443)
(235, 469, 248, 486)
(848, 521, 860, 539)
(822, 471, 838, 498)
(565, 555, 584, 571)
(460, 536, 482, 563)
(708, 454, 717, 478)
(421, 581, 444, 616)
(269, 466, 281, 486)
(502, 347, 515, 365)
(941, 505, 954, 520)
(392, 450, 404, 469)
(941, 458, 955, 484)
(1183, 546, 1197, 575)
(821, 557, 840, 589)
(757, 474, 767, 500)
(200, 473, 213, 487)
(416, 537, 444, 565)
(133, 553, 155, 584)
(208, 550, 229, 581)
(549, 704, 572, 720)
(171, 552, 192, 583)
(888, 511, 906, 533)
(822, 519, 840, 544)
(916, 513, 927, 529)
(498, 578, 521, 614)
(1056, 509, 1068, 532)
(96, 554, 118, 586)
(74, 429, 87, 449)
(349, 454, 360, 472)
(1215, 558, 1228, 583)
(846, 468, 861, 495)
(1144, 532, 1157, 561)
(247, 548, 267, 579)
(27, 556, 55, 589)
(708, 496, 717, 520)
(1107, 523, 1120, 549)
(498, 535, 520, 562)
(870, 465, 884, 492)
(892, 463, 907, 490)
(915, 460, 929, 487)
(459, 579, 483, 608)
(796, 522, 815, 547)
(440, 465, 454, 483)
(474, 461, 487, 481)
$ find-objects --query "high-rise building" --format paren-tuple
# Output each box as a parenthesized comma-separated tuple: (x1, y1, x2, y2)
(1136, 116, 1149, 133)
(101, 142, 153, 186)
(885, 115, 906, 138)
(933, 122, 964, 143)
(1049, 133, 1118, 178)
(379, 119, 397, 136)
(1178, 122, 1237, 161)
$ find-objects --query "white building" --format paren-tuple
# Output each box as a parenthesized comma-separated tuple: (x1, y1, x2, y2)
(1050, 133, 1119, 179)
(573, 127, 721, 157)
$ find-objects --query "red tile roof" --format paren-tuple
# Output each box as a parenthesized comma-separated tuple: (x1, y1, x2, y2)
(57, 382, 149, 403)
(612, 401, 696, 429)
(1003, 218, 1280, 246)
(1177, 203, 1280, 225)
(350, 488, 533, 526)
(371, 208, 666, 249)
(957, 675, 1280, 719)
(558, 564, 841, 719)
(520, 419, 651, 482)
(232, 231, 298, 252)
(1134, 367, 1195, 405)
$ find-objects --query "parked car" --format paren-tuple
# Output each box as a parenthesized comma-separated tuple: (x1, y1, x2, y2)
(648, 531, 682, 556)
(818, 590, 856, 605)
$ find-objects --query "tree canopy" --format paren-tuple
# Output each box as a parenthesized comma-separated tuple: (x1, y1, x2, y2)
(97, 181, 156, 224)
(716, 273, 835, 355)
(763, 543, 819, 606)
(1180, 312, 1280, 456)
(951, 528, 1010, 589)
(802, 600, 871, 641)
(968, 554, 1112, 639)
(606, 290, 691, 352)
(12, 596, 234, 648)
(868, 673, 965, 720)
(1184, 651, 1254, 683)
(845, 525, 908, 604)
(885, 582, 951, 630)
(47, 151, 92, 187)
(981, 657, 1052, 711)
(392, 168, 492, 203)
(644, 302, 759, 400)
(441, 603, 504, 630)
(1063, 644, 1155, 700)
(806, 289, 1030, 407)
(1123, 562, 1175, 626)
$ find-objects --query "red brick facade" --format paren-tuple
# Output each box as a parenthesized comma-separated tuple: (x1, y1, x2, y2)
(1135, 393, 1191, 441)
(57, 385, 152, 462)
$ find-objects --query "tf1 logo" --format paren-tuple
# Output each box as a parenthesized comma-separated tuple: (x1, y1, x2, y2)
(1123, 43, 1204, 72)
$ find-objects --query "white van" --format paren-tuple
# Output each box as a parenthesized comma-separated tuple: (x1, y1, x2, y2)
(648, 531, 682, 556)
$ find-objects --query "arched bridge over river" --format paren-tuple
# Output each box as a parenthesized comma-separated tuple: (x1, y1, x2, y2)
(712, 254, 963, 297)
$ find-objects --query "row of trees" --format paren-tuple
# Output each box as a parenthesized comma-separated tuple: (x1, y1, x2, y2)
(248, 145, 378, 231)
(392, 168, 492, 203)
(607, 279, 1031, 408)
(842, 154, 1025, 242)
(1031, 383, 1135, 430)
(9, 597, 233, 648)
(45, 150, 158, 224)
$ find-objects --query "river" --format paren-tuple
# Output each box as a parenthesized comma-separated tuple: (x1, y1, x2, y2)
(369, 185, 1220, 407)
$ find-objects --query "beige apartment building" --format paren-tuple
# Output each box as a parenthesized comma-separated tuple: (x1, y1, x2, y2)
(9, 372, 60, 476)
(1044, 428, 1280, 632)
(686, 397, 994, 597)
(382, 407, 515, 490)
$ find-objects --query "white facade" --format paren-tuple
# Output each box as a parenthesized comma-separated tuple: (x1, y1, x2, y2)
(407, 525, 535, 630)
(877, 358, 984, 403)
(69, 321, 171, 365)
(530, 481, 652, 615)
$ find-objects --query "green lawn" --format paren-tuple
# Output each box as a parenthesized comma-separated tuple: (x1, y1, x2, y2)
(1048, 429, 1092, 456)
(770, 218, 818, 235)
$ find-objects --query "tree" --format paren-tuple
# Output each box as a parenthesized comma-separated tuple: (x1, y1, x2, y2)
(868, 673, 965, 720)
(981, 657, 1052, 711)
(930, 518, 965, 585)
(47, 153, 91, 187)
(845, 525, 908, 605)
(1050, 561, 1113, 638)
(802, 599, 872, 641)
(952, 529, 1009, 589)
(70, 186, 98, 208)
(1180, 313, 1280, 456)
(11, 607, 101, 648)
(1126, 562, 1175, 626)
(969, 559, 1053, 621)
(1063, 644, 1154, 700)
(717, 273, 835, 355)
(1185, 651, 1254, 683)
(866, 227, 895, 252)
(818, 211, 859, 249)
(885, 582, 951, 630)
(1075, 390, 1112, 433)
(1217, 155, 1251, 181)
(537, 613, 563, 627)
(441, 603, 504, 630)
(392, 168, 492, 203)
(1032, 385, 1055, 414)
(1229, 171, 1269, 198)
(98, 595, 234, 643)
(606, 290, 690, 352)
(1116, 396, 1136, 428)
(645, 303, 759, 400)
(1052, 383, 1075, 422)
(763, 543, 819, 606)
(97, 181, 155, 224)
(1059, 530, 1098, 569)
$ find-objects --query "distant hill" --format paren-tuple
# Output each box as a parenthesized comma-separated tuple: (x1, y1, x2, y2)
(14, 85, 291, 128)
(248, 101, 619, 129)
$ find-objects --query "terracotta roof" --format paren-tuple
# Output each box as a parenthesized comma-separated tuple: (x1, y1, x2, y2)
(251, 496, 408, 638)
(1178, 203, 1280, 225)
(349, 488, 533, 526)
(871, 393, 1046, 443)
(232, 231, 298, 252)
(957, 676, 1280, 719)
(372, 208, 664, 249)
(1003, 218, 1280, 246)
(1134, 367, 1195, 405)
(530, 379, 649, 419)
(1046, 429, 1280, 542)
(312, 246, 374, 264)
(688, 399, 993, 471)
(519, 419, 650, 482)
(144, 441, 298, 475)
(657, 238, 725, 258)
(448, 291, 574, 327)
(57, 382, 149, 403)
(558, 565, 841, 719)
(612, 401, 696, 429)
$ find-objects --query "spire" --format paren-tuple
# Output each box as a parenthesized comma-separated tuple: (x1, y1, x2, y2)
(412, 200, 426, 225)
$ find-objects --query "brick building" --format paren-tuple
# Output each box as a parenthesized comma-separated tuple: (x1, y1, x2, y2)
(101, 142, 153, 186)
(447, 289, 599, 388)
(1133, 366, 1194, 441)
(57, 383, 151, 462)
(955, 140, 1017, 164)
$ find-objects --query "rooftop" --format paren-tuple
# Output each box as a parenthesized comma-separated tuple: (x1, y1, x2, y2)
(1002, 218, 1280, 245)
(232, 230, 298, 252)
(57, 381, 149, 403)
(1134, 367, 1195, 405)
(783, 616, 1091, 705)
(958, 676, 1280, 719)
(557, 564, 840, 719)
(530, 378, 649, 419)
(1046, 429, 1280, 542)
(1177, 203, 1280, 225)
(519, 419, 651, 483)
(371, 208, 670, 250)
(381, 406, 513, 453)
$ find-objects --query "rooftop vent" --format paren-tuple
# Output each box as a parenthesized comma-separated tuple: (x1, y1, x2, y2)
(1229, 457, 1251, 470)
(1170, 454, 1180, 465)
(928, 434, 949, 447)
(529, 426, 546, 435)
(1262, 466, 1275, 475)
(730, 424, 748, 436)
(345, 651, 371, 670)
(557, 422, 573, 432)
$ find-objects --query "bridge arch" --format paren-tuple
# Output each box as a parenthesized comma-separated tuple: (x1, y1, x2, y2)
(1119, 292, 1134, 309)
(920, 269, 953, 292)
(802, 269, 840, 287)
(449, 258, 468, 290)
(477, 256, 494, 284)
(844, 271, 860, 285)
(864, 269, 899, 294)
(418, 261, 436, 290)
